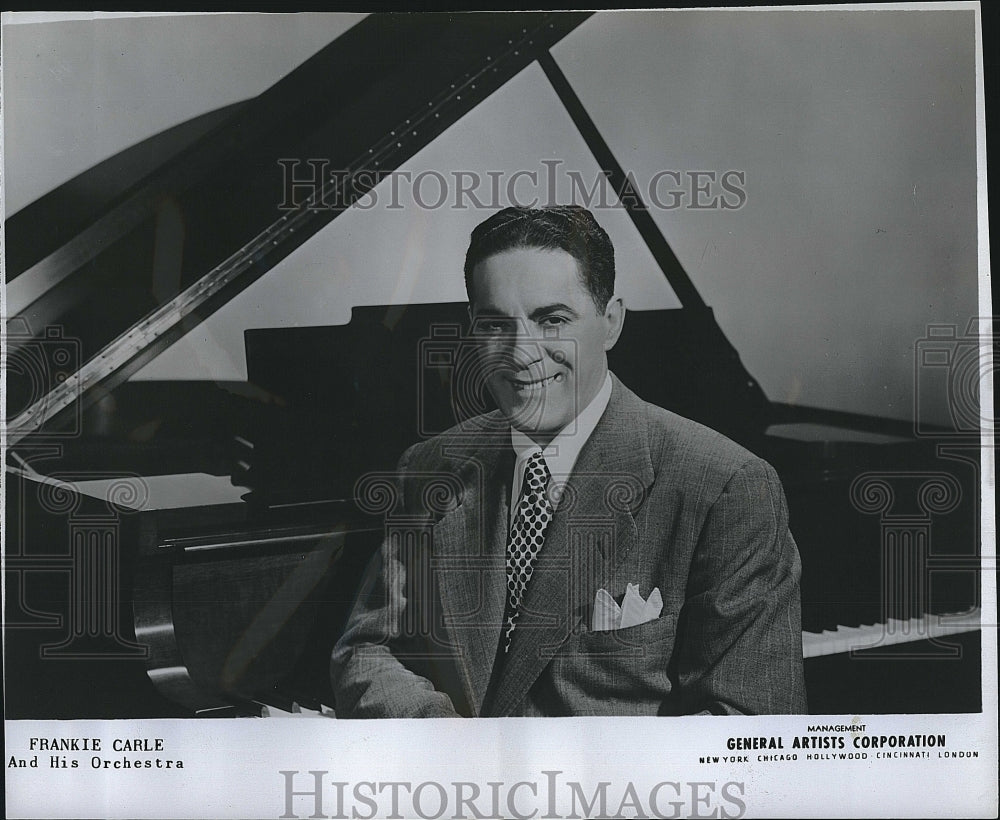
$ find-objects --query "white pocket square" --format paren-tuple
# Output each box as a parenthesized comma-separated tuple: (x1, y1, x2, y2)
(591, 583, 663, 631)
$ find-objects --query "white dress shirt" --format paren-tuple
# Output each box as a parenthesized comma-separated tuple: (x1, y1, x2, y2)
(508, 372, 613, 527)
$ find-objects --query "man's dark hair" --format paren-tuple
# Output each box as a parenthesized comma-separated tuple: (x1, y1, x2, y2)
(463, 206, 616, 311)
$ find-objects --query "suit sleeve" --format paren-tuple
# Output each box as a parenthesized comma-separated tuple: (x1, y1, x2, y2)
(674, 457, 808, 715)
(330, 447, 462, 718)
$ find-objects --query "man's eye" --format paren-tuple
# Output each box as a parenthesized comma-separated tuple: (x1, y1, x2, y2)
(540, 316, 568, 327)
(475, 319, 512, 334)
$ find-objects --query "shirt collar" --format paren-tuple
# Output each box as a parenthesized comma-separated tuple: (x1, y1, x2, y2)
(510, 371, 613, 492)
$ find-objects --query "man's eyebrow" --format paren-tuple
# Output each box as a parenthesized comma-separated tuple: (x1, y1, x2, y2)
(528, 303, 578, 320)
(470, 303, 579, 319)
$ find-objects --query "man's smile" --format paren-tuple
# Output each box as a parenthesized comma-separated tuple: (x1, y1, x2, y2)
(507, 372, 564, 391)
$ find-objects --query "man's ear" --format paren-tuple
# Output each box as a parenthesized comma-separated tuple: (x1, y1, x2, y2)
(603, 296, 626, 351)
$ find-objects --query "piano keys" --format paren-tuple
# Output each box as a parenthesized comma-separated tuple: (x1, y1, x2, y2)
(253, 608, 986, 718)
(801, 607, 981, 658)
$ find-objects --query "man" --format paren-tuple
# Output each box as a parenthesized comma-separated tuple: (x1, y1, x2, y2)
(331, 205, 807, 717)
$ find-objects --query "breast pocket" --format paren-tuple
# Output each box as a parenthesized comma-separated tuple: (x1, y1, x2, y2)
(552, 613, 677, 704)
(572, 612, 677, 658)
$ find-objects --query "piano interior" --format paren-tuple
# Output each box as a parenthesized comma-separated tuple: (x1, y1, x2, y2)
(4, 12, 985, 718)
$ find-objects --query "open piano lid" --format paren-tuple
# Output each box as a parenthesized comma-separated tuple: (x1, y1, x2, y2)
(6, 13, 591, 441)
(3, 11, 770, 455)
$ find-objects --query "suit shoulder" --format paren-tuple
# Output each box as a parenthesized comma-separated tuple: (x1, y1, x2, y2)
(636, 397, 769, 485)
(398, 411, 506, 471)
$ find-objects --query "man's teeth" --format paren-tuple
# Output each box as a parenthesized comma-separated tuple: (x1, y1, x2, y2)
(512, 374, 561, 390)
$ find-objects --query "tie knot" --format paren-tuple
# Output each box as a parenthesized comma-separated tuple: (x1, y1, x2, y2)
(524, 452, 550, 494)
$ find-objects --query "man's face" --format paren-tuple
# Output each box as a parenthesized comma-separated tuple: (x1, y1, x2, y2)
(468, 246, 623, 444)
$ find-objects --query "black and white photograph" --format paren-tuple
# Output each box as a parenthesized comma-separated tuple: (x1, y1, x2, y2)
(2, 5, 996, 818)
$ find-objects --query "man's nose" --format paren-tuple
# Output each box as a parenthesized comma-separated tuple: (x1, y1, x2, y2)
(509, 322, 543, 368)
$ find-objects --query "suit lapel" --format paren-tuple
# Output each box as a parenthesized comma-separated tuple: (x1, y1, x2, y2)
(485, 377, 656, 717)
(430, 437, 511, 716)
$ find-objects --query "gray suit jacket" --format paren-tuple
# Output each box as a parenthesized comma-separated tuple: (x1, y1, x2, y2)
(331, 375, 807, 717)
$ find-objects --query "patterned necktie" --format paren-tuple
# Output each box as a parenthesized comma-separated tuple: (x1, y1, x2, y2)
(502, 451, 553, 653)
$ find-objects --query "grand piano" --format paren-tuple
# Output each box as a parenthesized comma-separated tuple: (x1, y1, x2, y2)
(4, 12, 984, 718)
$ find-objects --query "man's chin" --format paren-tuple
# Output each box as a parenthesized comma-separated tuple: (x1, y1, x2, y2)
(489, 381, 575, 437)
(500, 403, 573, 441)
